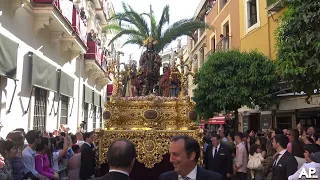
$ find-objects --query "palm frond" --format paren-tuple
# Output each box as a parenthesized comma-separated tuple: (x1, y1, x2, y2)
(102, 23, 122, 32)
(156, 5, 170, 41)
(122, 36, 144, 48)
(107, 29, 144, 46)
(125, 4, 150, 36)
(149, 5, 157, 38)
(157, 19, 207, 51)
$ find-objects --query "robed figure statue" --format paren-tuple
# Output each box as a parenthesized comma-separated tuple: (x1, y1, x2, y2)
(137, 37, 161, 96)
(121, 63, 139, 97)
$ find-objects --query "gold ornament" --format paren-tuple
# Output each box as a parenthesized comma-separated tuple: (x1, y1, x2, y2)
(96, 94, 200, 168)
(95, 129, 203, 168)
(143, 36, 158, 46)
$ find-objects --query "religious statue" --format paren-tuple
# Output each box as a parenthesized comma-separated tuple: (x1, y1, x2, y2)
(159, 63, 171, 97)
(121, 63, 139, 97)
(137, 36, 162, 96)
(170, 67, 181, 97)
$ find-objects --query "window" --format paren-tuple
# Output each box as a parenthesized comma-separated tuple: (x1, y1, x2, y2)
(276, 116, 292, 129)
(60, 95, 69, 125)
(248, 0, 257, 27)
(92, 106, 97, 130)
(211, 37, 216, 52)
(83, 103, 89, 131)
(220, 0, 228, 10)
(33, 87, 47, 132)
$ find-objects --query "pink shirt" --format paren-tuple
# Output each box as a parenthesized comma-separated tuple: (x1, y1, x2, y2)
(235, 142, 248, 173)
(35, 153, 54, 179)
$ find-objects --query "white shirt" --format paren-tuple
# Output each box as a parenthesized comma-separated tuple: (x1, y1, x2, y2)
(288, 162, 320, 180)
(275, 149, 287, 166)
(109, 169, 129, 176)
(212, 143, 221, 158)
(178, 165, 197, 180)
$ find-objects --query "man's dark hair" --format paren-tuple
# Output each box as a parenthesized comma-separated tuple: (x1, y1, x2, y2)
(171, 135, 200, 162)
(83, 131, 93, 141)
(107, 139, 136, 168)
(274, 129, 283, 135)
(25, 130, 41, 144)
(304, 144, 320, 154)
(71, 135, 77, 144)
(211, 134, 221, 140)
(289, 129, 299, 140)
(291, 140, 304, 158)
(274, 134, 289, 149)
(235, 132, 244, 139)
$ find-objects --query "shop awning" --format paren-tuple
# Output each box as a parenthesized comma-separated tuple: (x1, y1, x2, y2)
(0, 33, 19, 79)
(60, 70, 74, 97)
(94, 92, 100, 107)
(208, 116, 226, 125)
(84, 85, 93, 104)
(31, 54, 58, 92)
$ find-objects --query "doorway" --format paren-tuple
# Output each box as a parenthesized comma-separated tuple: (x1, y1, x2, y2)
(249, 113, 260, 132)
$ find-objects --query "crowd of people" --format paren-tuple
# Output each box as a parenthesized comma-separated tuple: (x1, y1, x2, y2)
(1, 123, 320, 180)
(0, 126, 97, 180)
(202, 125, 320, 180)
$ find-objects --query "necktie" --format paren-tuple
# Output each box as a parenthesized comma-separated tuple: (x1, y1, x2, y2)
(273, 153, 280, 167)
(182, 176, 190, 180)
(214, 147, 218, 157)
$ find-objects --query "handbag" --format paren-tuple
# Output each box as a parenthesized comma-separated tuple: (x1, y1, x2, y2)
(247, 153, 263, 170)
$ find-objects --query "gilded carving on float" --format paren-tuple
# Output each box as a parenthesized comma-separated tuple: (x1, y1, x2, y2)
(95, 130, 202, 169)
(96, 38, 199, 169)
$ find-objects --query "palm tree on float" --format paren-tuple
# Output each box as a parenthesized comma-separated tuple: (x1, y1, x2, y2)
(103, 2, 207, 52)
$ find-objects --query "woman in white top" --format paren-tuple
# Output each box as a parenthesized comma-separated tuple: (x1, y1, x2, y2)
(288, 144, 320, 180)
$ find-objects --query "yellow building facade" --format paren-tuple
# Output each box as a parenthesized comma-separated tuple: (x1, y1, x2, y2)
(239, 0, 285, 60)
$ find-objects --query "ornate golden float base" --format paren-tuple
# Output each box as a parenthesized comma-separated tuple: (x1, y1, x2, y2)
(95, 130, 202, 168)
(96, 95, 201, 168)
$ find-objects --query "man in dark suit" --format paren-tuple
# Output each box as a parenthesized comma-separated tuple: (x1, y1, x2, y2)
(272, 134, 298, 180)
(80, 131, 96, 180)
(204, 134, 233, 180)
(159, 135, 223, 180)
(93, 139, 136, 180)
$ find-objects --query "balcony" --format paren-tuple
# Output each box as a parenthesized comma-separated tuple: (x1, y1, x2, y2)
(32, 0, 87, 60)
(205, 49, 215, 59)
(216, 36, 230, 52)
(95, 0, 108, 25)
(266, 0, 284, 12)
(84, 40, 109, 87)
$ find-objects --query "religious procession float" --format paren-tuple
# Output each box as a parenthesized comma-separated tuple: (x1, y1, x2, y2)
(95, 37, 201, 178)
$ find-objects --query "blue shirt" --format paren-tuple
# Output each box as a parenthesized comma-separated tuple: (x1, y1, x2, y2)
(22, 146, 38, 176)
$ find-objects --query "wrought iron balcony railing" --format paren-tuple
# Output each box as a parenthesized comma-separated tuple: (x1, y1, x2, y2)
(205, 49, 215, 59)
(267, 0, 284, 12)
(216, 36, 230, 52)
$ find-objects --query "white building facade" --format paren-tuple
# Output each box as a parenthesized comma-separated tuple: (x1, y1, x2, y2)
(0, 0, 119, 137)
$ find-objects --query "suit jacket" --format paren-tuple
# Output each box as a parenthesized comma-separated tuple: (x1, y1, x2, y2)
(80, 143, 96, 180)
(159, 166, 223, 180)
(93, 172, 130, 180)
(204, 143, 233, 177)
(272, 151, 298, 180)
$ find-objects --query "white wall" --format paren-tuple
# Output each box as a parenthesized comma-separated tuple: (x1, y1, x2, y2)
(0, 0, 106, 138)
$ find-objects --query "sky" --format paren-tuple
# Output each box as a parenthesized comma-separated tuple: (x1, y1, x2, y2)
(110, 0, 200, 63)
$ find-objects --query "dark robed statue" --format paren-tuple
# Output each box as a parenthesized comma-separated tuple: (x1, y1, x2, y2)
(137, 37, 161, 96)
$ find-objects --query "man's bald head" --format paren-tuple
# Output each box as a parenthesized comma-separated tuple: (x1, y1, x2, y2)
(107, 139, 136, 169)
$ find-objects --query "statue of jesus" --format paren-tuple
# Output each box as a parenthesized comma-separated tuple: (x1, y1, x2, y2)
(137, 37, 161, 96)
